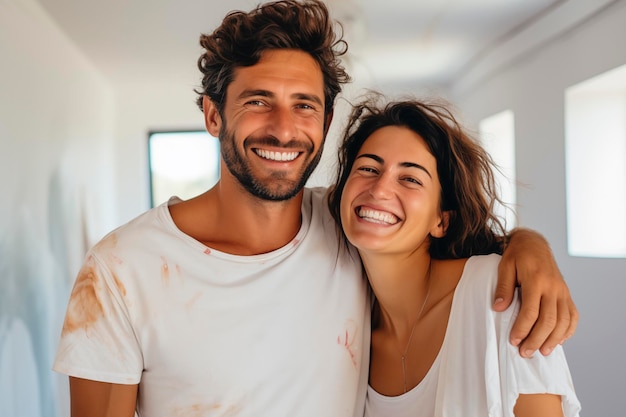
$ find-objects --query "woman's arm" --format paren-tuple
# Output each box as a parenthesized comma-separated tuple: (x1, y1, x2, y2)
(494, 228, 578, 358)
(69, 377, 138, 417)
(514, 394, 564, 417)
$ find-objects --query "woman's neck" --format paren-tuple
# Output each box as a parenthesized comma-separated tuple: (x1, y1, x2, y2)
(365, 253, 469, 396)
(361, 250, 433, 339)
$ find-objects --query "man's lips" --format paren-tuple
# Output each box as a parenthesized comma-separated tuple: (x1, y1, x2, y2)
(254, 148, 300, 162)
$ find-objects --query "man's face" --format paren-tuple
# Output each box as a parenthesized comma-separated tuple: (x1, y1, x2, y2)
(208, 49, 328, 201)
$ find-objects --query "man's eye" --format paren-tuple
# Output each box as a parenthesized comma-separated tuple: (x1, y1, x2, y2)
(297, 103, 315, 110)
(247, 100, 265, 106)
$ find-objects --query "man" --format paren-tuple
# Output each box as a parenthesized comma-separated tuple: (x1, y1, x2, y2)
(53, 1, 577, 416)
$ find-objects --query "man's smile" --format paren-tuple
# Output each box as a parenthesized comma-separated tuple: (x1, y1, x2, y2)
(254, 148, 300, 162)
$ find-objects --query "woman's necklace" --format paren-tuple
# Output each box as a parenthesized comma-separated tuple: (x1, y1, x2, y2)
(397, 281, 431, 394)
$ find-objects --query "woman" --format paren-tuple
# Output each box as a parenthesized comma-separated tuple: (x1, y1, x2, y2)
(328, 96, 580, 416)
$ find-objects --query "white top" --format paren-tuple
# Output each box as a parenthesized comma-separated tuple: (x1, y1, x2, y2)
(53, 188, 371, 417)
(365, 254, 581, 417)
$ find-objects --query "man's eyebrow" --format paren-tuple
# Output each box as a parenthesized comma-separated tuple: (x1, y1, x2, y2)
(239, 89, 273, 99)
(356, 153, 432, 178)
(293, 93, 324, 107)
(238, 90, 323, 107)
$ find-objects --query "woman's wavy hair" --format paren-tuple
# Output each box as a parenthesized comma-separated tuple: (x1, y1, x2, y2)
(328, 94, 508, 259)
(195, 0, 350, 118)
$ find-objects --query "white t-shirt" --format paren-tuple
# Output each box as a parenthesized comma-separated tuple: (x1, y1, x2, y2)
(53, 187, 371, 417)
(365, 254, 581, 417)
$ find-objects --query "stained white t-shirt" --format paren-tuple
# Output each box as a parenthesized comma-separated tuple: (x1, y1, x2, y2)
(365, 254, 581, 417)
(53, 187, 371, 417)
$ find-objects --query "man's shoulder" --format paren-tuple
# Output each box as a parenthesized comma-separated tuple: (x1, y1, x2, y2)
(304, 186, 330, 201)
(303, 186, 333, 220)
(90, 204, 167, 256)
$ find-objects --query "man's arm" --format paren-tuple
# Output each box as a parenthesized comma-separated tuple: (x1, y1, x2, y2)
(69, 377, 138, 417)
(494, 228, 578, 358)
(514, 394, 564, 417)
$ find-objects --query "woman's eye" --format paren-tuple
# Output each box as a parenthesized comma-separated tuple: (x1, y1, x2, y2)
(357, 166, 378, 174)
(402, 177, 422, 186)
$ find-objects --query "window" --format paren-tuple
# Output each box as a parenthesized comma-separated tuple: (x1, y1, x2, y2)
(148, 131, 220, 207)
(479, 110, 517, 231)
(565, 64, 626, 258)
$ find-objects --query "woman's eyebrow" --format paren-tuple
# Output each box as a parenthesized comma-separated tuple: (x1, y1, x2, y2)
(356, 153, 432, 178)
(400, 161, 432, 178)
(356, 153, 383, 163)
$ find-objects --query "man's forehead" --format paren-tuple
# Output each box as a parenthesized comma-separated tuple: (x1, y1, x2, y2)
(237, 49, 321, 77)
(227, 49, 325, 98)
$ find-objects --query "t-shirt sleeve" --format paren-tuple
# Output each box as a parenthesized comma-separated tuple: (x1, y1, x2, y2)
(435, 254, 581, 416)
(52, 251, 143, 384)
(498, 289, 581, 416)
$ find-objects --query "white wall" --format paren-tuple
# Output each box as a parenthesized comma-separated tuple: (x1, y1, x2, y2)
(450, 1, 626, 415)
(113, 80, 204, 223)
(0, 0, 116, 415)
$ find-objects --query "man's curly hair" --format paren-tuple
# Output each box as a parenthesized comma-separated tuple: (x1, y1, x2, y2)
(195, 0, 350, 117)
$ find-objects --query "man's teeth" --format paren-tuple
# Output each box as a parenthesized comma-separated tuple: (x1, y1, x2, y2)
(255, 149, 299, 161)
(358, 208, 399, 225)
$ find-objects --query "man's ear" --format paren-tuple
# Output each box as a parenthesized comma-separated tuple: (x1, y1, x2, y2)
(430, 210, 451, 238)
(202, 96, 222, 137)
(323, 110, 334, 136)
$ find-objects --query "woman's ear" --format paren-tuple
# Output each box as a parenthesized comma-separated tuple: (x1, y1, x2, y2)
(202, 96, 222, 137)
(430, 210, 450, 238)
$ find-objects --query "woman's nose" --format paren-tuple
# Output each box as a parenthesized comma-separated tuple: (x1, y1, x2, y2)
(368, 174, 393, 200)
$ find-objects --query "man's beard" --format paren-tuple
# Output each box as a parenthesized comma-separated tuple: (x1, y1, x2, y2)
(219, 122, 324, 201)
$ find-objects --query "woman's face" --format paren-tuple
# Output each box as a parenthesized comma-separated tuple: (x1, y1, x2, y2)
(340, 125, 446, 256)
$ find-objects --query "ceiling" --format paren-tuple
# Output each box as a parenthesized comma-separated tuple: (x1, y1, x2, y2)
(35, 0, 613, 93)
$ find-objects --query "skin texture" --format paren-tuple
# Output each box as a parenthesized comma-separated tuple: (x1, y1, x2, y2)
(212, 50, 326, 202)
(342, 126, 567, 414)
(340, 126, 446, 258)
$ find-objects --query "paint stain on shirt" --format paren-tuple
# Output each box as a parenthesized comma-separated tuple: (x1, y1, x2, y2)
(173, 403, 240, 417)
(61, 260, 104, 335)
(185, 291, 203, 310)
(337, 320, 359, 369)
(161, 256, 170, 286)
(110, 254, 124, 265)
(94, 232, 118, 251)
(112, 271, 127, 296)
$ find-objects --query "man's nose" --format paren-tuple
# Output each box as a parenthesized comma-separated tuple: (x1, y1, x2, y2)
(267, 106, 297, 143)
